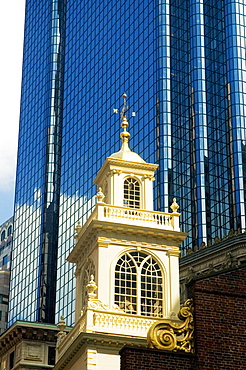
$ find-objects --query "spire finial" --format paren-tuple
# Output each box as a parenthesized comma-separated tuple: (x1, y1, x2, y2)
(113, 94, 137, 152)
(121, 93, 128, 119)
(120, 93, 130, 145)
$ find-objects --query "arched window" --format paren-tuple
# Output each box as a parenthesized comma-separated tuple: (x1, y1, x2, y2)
(115, 251, 163, 317)
(1, 231, 6, 241)
(7, 225, 12, 236)
(123, 178, 140, 209)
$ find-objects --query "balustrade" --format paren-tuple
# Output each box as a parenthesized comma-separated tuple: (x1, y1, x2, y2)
(100, 205, 178, 230)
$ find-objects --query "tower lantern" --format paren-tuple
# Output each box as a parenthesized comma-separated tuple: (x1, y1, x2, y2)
(94, 93, 157, 210)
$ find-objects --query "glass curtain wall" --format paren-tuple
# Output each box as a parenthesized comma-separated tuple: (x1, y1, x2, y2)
(9, 0, 246, 326)
(9, 0, 66, 324)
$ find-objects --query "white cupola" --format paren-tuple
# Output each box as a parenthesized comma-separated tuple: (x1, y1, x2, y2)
(56, 94, 187, 369)
(94, 97, 158, 210)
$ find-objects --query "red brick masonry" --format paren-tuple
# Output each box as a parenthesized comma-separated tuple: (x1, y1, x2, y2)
(120, 266, 246, 370)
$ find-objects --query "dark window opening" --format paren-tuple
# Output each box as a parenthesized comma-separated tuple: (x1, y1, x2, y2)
(1, 231, 6, 241)
(7, 226, 12, 236)
(9, 351, 15, 369)
(48, 346, 56, 365)
(2, 255, 8, 265)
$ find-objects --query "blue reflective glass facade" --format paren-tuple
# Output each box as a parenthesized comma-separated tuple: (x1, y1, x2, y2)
(9, 0, 66, 324)
(9, 0, 246, 326)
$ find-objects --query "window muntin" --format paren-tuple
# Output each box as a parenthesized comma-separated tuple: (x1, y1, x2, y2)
(115, 253, 137, 314)
(123, 178, 140, 209)
(115, 251, 163, 317)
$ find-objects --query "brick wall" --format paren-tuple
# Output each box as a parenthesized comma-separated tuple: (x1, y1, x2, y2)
(190, 266, 246, 369)
(120, 266, 246, 370)
(120, 347, 196, 370)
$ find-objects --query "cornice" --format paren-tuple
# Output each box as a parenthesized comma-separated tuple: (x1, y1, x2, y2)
(181, 233, 246, 263)
(179, 233, 246, 283)
(54, 332, 147, 370)
(0, 321, 68, 356)
(94, 157, 158, 185)
(69, 219, 187, 263)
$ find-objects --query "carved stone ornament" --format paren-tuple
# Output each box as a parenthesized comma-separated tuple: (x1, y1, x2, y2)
(86, 300, 125, 312)
(87, 299, 109, 311)
(170, 198, 179, 213)
(142, 174, 155, 181)
(56, 316, 67, 346)
(107, 169, 122, 176)
(147, 299, 194, 353)
(86, 275, 98, 299)
(96, 187, 105, 203)
(74, 221, 82, 239)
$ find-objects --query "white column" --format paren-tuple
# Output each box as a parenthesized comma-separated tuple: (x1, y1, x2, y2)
(75, 268, 82, 322)
(167, 249, 180, 315)
(97, 244, 110, 305)
(142, 175, 154, 210)
(108, 170, 123, 206)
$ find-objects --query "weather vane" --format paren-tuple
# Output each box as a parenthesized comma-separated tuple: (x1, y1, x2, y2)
(113, 93, 136, 120)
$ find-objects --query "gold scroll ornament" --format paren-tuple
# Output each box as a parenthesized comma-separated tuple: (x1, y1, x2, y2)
(147, 299, 194, 353)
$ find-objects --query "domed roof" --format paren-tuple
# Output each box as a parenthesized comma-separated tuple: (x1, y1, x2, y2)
(110, 143, 146, 163)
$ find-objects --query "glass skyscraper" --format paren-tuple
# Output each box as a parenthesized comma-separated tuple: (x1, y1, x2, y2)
(9, 0, 246, 326)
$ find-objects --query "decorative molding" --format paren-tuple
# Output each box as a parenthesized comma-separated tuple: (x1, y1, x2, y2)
(142, 174, 155, 181)
(79, 317, 86, 333)
(166, 249, 180, 257)
(182, 254, 239, 285)
(88, 300, 109, 311)
(179, 236, 246, 305)
(147, 299, 194, 353)
(55, 332, 147, 369)
(93, 312, 155, 333)
(84, 299, 125, 313)
(0, 322, 60, 356)
(24, 343, 42, 361)
(182, 230, 246, 256)
(56, 302, 156, 361)
(97, 237, 179, 252)
(109, 169, 123, 176)
(97, 240, 109, 248)
(94, 156, 158, 187)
